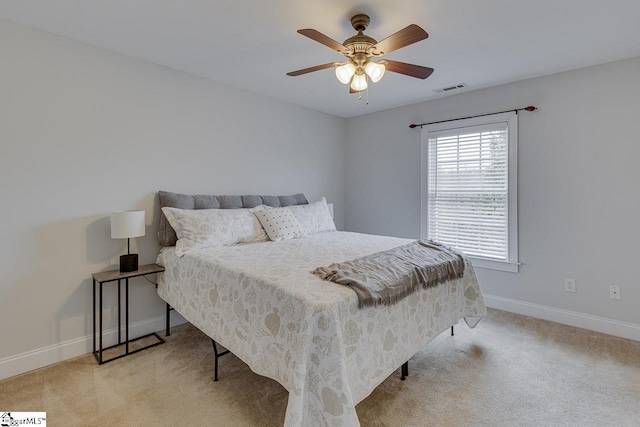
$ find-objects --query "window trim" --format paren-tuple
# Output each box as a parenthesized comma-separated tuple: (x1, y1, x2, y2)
(420, 111, 519, 273)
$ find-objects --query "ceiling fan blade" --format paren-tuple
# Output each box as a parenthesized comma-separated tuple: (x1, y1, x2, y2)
(287, 62, 338, 77)
(298, 29, 348, 54)
(373, 24, 428, 55)
(380, 60, 434, 79)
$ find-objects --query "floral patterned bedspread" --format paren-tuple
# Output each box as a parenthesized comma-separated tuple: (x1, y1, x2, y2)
(157, 231, 487, 426)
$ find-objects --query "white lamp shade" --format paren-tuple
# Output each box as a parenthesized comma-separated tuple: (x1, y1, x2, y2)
(365, 61, 386, 83)
(111, 210, 146, 239)
(335, 62, 356, 84)
(350, 73, 368, 91)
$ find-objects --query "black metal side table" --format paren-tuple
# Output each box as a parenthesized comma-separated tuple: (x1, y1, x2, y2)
(92, 263, 165, 364)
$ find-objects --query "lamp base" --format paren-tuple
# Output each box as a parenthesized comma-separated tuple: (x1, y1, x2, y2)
(120, 254, 139, 273)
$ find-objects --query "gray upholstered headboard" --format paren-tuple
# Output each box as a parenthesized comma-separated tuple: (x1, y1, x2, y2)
(158, 191, 308, 246)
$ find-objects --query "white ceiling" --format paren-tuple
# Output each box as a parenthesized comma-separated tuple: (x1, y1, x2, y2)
(2, 0, 640, 118)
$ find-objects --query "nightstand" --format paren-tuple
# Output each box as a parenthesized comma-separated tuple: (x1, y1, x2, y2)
(92, 263, 165, 364)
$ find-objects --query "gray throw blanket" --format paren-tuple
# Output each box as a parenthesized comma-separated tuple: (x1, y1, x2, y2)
(312, 240, 465, 308)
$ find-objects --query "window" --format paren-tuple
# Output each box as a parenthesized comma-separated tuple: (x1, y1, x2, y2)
(421, 112, 518, 272)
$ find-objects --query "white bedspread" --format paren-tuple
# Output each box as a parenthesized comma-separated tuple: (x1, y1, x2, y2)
(157, 231, 487, 426)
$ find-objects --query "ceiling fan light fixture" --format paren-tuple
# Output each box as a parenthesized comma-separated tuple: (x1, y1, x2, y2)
(350, 73, 368, 91)
(335, 62, 356, 84)
(365, 61, 386, 83)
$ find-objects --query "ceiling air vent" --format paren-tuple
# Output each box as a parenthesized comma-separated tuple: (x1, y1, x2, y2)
(434, 83, 468, 93)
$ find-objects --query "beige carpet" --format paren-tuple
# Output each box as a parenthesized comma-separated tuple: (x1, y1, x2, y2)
(2, 308, 640, 426)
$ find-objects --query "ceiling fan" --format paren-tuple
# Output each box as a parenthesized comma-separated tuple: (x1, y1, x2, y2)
(287, 14, 434, 93)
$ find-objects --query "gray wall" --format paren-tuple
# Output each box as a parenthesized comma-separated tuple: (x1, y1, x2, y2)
(345, 56, 640, 336)
(0, 19, 346, 372)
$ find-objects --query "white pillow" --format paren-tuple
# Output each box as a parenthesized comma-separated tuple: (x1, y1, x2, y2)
(253, 207, 307, 241)
(161, 206, 268, 256)
(287, 197, 336, 235)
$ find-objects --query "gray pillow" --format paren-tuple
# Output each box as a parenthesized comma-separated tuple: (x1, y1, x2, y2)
(157, 191, 308, 246)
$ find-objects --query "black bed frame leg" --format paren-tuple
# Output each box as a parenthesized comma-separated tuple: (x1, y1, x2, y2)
(166, 303, 172, 337)
(211, 339, 230, 382)
(399, 325, 452, 382)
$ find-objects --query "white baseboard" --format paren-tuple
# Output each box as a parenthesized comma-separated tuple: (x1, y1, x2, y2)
(484, 294, 640, 341)
(0, 313, 186, 381)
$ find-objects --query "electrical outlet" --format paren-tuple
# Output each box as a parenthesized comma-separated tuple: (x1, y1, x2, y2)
(609, 285, 621, 300)
(564, 278, 576, 293)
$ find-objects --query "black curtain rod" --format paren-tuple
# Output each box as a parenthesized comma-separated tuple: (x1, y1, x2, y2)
(409, 105, 537, 129)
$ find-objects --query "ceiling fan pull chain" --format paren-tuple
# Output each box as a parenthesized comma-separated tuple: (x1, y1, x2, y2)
(366, 76, 369, 105)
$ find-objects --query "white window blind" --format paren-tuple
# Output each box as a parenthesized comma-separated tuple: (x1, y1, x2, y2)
(421, 112, 518, 272)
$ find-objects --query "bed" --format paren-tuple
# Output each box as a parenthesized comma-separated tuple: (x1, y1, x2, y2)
(155, 192, 487, 427)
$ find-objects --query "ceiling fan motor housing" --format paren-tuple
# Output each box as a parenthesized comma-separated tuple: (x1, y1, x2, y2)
(343, 14, 381, 58)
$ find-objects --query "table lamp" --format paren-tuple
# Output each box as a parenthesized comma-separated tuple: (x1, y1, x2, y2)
(111, 210, 145, 272)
